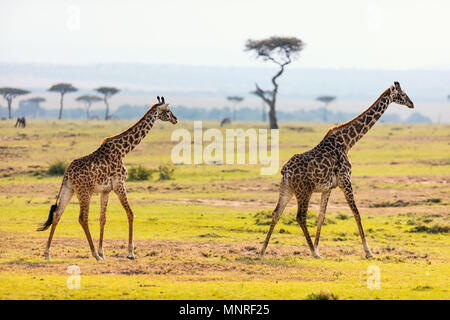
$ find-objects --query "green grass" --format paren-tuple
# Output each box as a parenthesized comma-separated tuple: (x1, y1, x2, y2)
(0, 119, 449, 299)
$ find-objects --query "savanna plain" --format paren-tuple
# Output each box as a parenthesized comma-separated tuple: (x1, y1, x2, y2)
(0, 119, 448, 299)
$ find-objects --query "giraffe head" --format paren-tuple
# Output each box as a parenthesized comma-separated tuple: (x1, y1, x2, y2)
(155, 96, 178, 124)
(390, 82, 414, 109)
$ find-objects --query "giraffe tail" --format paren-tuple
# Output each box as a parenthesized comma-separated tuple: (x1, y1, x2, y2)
(37, 174, 67, 231)
(36, 204, 58, 231)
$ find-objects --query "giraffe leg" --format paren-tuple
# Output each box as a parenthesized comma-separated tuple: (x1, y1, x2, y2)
(44, 185, 74, 260)
(77, 192, 102, 261)
(339, 178, 373, 258)
(295, 192, 321, 258)
(114, 184, 135, 260)
(98, 192, 109, 260)
(260, 178, 293, 256)
(314, 190, 331, 252)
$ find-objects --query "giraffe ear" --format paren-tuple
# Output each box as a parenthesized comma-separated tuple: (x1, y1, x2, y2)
(161, 96, 165, 104)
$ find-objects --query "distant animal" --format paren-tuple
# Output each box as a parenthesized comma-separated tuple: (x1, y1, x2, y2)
(14, 116, 26, 128)
(220, 117, 231, 127)
(38, 96, 178, 261)
(260, 82, 414, 259)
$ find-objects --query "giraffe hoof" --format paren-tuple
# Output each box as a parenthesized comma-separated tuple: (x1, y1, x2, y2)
(93, 253, 104, 261)
(365, 253, 374, 259)
(127, 254, 135, 260)
(45, 255, 51, 261)
(313, 253, 322, 259)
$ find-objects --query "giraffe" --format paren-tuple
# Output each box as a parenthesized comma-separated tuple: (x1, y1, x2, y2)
(38, 96, 178, 261)
(260, 82, 414, 259)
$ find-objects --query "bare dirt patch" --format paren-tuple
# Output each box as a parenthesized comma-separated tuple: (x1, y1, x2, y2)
(0, 231, 437, 281)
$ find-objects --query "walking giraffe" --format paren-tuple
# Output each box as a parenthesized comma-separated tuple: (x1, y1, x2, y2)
(38, 96, 178, 261)
(260, 82, 414, 258)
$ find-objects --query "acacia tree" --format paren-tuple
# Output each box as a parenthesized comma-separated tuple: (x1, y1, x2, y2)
(0, 87, 30, 119)
(245, 36, 304, 129)
(76, 95, 102, 119)
(316, 95, 336, 122)
(25, 97, 46, 118)
(95, 87, 119, 120)
(226, 96, 244, 121)
(48, 83, 78, 120)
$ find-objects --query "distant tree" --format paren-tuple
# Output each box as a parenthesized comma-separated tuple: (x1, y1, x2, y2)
(261, 101, 267, 122)
(76, 95, 102, 119)
(48, 83, 78, 120)
(27, 97, 46, 105)
(406, 112, 431, 123)
(245, 36, 304, 129)
(316, 95, 336, 122)
(22, 97, 46, 118)
(95, 87, 119, 120)
(226, 96, 244, 120)
(0, 87, 30, 119)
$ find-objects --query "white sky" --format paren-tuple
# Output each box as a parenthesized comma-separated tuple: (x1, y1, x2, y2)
(0, 0, 449, 69)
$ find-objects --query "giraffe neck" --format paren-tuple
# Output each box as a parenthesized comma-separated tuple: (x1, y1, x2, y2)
(102, 106, 159, 158)
(325, 88, 392, 150)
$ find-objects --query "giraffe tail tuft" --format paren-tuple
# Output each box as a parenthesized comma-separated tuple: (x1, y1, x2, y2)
(37, 204, 58, 231)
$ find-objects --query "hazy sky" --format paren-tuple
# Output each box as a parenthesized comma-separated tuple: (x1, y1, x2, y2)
(1, 0, 449, 69)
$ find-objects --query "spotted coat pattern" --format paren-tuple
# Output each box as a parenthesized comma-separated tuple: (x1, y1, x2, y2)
(260, 82, 414, 258)
(43, 97, 178, 261)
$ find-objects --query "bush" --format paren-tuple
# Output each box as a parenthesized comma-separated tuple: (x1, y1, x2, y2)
(254, 210, 272, 225)
(305, 291, 338, 300)
(409, 224, 449, 234)
(127, 165, 155, 181)
(158, 162, 175, 181)
(336, 213, 349, 220)
(47, 160, 67, 176)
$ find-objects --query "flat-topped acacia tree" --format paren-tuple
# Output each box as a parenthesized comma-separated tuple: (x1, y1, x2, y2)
(245, 36, 304, 129)
(316, 95, 336, 122)
(25, 97, 46, 118)
(0, 87, 30, 119)
(226, 96, 244, 121)
(95, 87, 119, 120)
(48, 83, 78, 120)
(76, 95, 102, 119)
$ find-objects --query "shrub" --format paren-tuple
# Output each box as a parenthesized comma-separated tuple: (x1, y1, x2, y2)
(158, 162, 175, 181)
(305, 291, 338, 300)
(254, 210, 272, 225)
(127, 165, 154, 181)
(413, 285, 433, 291)
(336, 213, 349, 220)
(47, 160, 67, 176)
(409, 224, 449, 234)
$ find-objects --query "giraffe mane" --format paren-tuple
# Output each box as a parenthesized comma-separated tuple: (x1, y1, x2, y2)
(101, 103, 161, 144)
(322, 87, 391, 139)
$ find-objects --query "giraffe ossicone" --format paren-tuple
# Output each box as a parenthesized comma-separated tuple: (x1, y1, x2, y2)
(260, 82, 414, 259)
(38, 96, 178, 261)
